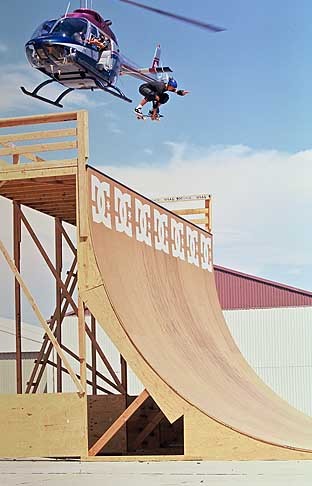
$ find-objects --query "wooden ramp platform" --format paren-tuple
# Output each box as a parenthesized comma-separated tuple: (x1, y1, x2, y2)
(1, 111, 312, 461)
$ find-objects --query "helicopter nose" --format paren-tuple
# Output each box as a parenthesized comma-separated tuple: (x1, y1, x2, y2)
(26, 39, 69, 67)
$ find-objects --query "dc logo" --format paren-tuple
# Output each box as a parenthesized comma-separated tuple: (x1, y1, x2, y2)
(135, 199, 152, 246)
(154, 209, 169, 254)
(91, 174, 112, 229)
(186, 226, 199, 267)
(200, 234, 212, 272)
(115, 187, 132, 237)
(171, 219, 185, 261)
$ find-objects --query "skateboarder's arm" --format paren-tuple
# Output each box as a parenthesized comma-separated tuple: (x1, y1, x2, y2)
(176, 90, 189, 96)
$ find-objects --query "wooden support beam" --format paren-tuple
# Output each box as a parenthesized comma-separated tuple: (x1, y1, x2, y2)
(46, 360, 114, 395)
(174, 208, 208, 216)
(120, 355, 128, 396)
(91, 315, 97, 395)
(85, 324, 125, 394)
(28, 268, 78, 393)
(0, 128, 77, 144)
(0, 111, 79, 128)
(76, 110, 89, 240)
(55, 219, 77, 256)
(206, 196, 212, 232)
(132, 411, 164, 451)
(13, 202, 22, 394)
(61, 343, 121, 393)
(0, 140, 77, 157)
(0, 160, 77, 181)
(88, 389, 150, 456)
(186, 217, 209, 226)
(0, 240, 84, 395)
(78, 297, 87, 393)
(55, 218, 63, 392)
(18, 207, 78, 314)
(0, 159, 10, 167)
(0, 141, 45, 164)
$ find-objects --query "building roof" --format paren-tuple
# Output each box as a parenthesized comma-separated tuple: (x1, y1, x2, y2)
(65, 265, 312, 315)
(214, 265, 312, 310)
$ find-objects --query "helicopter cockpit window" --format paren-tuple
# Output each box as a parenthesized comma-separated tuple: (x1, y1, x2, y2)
(52, 18, 88, 44)
(31, 19, 57, 39)
(90, 26, 98, 38)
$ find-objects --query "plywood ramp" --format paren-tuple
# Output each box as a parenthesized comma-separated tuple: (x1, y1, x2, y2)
(78, 167, 312, 460)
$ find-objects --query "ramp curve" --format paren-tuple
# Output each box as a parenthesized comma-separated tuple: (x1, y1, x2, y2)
(79, 166, 312, 459)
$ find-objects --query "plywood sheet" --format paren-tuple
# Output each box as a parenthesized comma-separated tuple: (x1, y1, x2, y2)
(0, 393, 87, 458)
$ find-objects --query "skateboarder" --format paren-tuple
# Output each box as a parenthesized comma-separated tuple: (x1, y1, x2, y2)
(134, 78, 189, 120)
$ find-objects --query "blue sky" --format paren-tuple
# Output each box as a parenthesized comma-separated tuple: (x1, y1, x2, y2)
(1, 0, 312, 322)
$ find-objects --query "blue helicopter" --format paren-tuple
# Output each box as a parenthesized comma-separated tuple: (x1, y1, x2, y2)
(22, 1, 225, 108)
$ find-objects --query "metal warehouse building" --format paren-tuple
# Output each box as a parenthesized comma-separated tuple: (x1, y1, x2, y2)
(1, 266, 312, 416)
(214, 266, 312, 417)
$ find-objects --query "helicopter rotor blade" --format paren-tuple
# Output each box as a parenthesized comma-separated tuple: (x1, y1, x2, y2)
(118, 0, 225, 33)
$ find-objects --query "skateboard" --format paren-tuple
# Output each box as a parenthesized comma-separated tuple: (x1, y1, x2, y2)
(135, 112, 164, 121)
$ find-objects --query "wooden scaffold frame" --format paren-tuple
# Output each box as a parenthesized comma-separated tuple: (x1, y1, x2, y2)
(0, 110, 177, 460)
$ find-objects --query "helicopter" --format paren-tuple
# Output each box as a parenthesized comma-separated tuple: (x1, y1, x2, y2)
(21, 1, 225, 108)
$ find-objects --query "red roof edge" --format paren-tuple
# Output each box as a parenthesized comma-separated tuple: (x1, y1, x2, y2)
(214, 264, 312, 298)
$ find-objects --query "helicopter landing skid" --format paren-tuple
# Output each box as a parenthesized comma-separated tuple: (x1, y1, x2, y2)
(21, 79, 74, 108)
(95, 80, 132, 103)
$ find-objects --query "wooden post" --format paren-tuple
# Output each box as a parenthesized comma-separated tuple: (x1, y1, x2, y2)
(206, 196, 212, 233)
(13, 202, 22, 394)
(78, 296, 87, 394)
(55, 218, 63, 392)
(88, 389, 150, 456)
(120, 355, 128, 396)
(91, 314, 97, 395)
(76, 111, 89, 240)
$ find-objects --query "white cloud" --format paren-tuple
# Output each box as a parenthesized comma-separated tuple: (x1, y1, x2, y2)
(143, 148, 153, 156)
(98, 143, 312, 277)
(0, 44, 8, 54)
(1, 143, 312, 322)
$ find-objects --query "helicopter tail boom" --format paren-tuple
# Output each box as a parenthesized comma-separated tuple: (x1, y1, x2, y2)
(135, 44, 173, 75)
(137, 66, 173, 74)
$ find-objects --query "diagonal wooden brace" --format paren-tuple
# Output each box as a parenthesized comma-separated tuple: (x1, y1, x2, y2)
(88, 389, 150, 456)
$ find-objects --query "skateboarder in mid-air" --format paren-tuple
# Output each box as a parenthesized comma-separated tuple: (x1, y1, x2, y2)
(134, 77, 189, 120)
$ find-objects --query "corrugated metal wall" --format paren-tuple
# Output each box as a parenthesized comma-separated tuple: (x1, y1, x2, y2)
(224, 307, 312, 417)
(0, 354, 47, 394)
(59, 309, 312, 417)
(60, 315, 122, 394)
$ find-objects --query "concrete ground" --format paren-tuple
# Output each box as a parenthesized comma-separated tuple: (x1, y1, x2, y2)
(1, 459, 312, 486)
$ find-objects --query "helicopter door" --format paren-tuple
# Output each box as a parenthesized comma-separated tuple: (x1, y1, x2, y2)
(89, 25, 100, 61)
(97, 37, 112, 71)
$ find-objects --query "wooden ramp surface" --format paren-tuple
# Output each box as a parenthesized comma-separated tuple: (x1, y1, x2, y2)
(80, 166, 312, 459)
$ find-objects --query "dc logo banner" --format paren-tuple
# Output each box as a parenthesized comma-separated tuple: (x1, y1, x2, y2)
(186, 227, 199, 267)
(91, 174, 112, 229)
(135, 199, 152, 247)
(90, 170, 213, 273)
(154, 209, 169, 254)
(115, 187, 132, 238)
(171, 219, 185, 261)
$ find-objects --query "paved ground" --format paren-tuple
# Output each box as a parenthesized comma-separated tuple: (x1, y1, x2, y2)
(1, 459, 312, 486)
